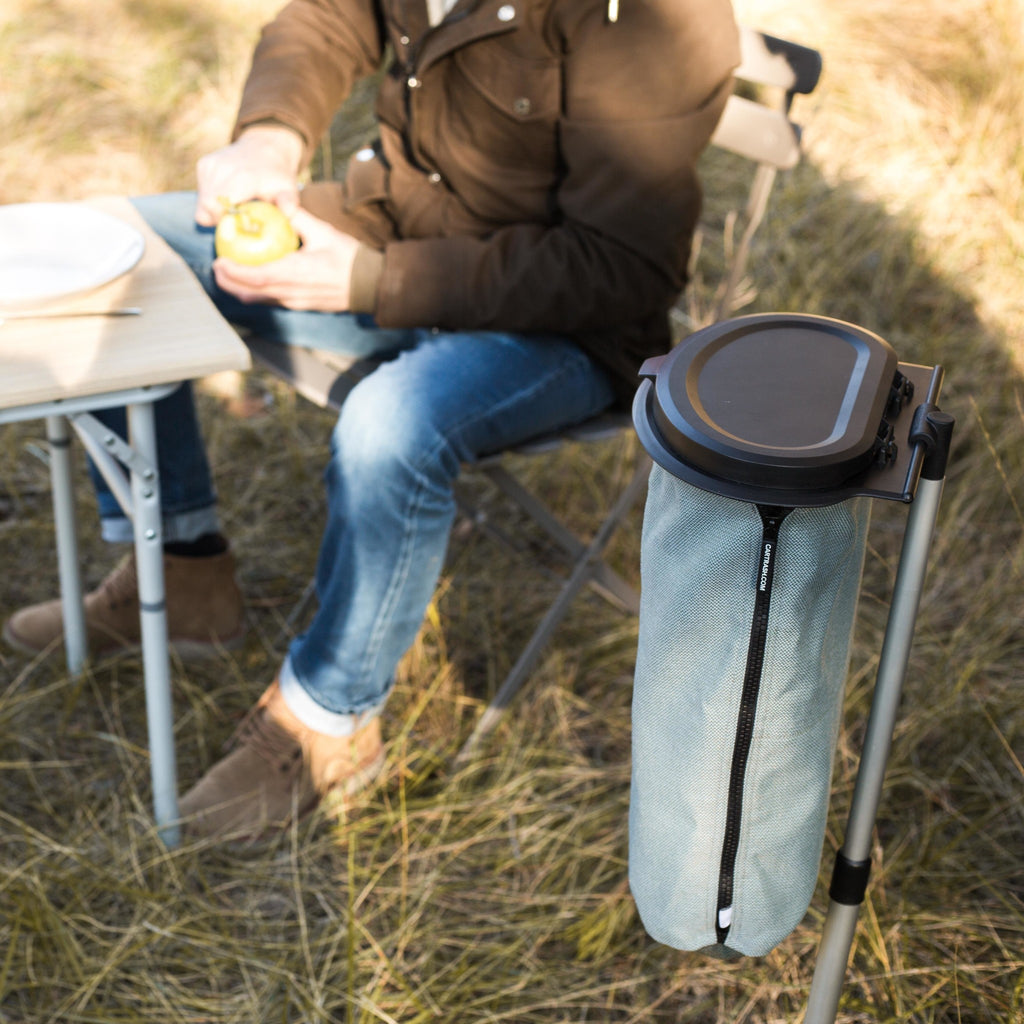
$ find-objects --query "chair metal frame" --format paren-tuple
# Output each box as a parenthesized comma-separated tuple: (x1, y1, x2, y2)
(241, 26, 824, 760)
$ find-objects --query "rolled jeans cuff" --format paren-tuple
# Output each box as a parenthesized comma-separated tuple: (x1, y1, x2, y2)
(279, 656, 383, 737)
(99, 505, 221, 544)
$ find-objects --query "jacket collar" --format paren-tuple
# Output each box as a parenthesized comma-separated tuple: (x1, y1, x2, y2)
(415, 0, 520, 73)
(413, 0, 622, 73)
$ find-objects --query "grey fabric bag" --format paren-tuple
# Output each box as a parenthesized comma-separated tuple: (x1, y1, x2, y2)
(629, 466, 870, 958)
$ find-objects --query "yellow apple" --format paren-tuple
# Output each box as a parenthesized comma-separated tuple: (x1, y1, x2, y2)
(214, 199, 300, 265)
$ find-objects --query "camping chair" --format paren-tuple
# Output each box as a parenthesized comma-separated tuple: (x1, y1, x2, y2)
(240, 26, 824, 760)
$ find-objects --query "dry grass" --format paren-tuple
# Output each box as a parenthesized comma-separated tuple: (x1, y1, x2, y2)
(1, 0, 1023, 1021)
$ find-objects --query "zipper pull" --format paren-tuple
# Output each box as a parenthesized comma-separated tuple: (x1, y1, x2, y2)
(756, 506, 790, 594)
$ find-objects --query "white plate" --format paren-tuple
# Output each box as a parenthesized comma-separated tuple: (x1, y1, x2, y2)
(0, 202, 145, 310)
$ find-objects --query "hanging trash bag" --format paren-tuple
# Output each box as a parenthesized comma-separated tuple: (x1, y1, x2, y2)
(628, 313, 925, 959)
(630, 470, 870, 957)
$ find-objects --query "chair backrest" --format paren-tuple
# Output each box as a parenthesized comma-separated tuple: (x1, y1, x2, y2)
(689, 26, 823, 326)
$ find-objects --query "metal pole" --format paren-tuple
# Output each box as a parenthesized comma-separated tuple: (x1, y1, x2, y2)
(45, 415, 87, 673)
(126, 401, 180, 848)
(804, 471, 946, 1023)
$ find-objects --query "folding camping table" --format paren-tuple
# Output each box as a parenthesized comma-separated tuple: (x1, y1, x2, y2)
(0, 196, 250, 846)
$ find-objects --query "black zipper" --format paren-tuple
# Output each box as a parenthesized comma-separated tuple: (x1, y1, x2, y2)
(715, 504, 793, 945)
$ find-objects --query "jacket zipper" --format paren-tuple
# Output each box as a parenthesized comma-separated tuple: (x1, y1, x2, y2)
(715, 504, 792, 945)
(396, 1, 478, 174)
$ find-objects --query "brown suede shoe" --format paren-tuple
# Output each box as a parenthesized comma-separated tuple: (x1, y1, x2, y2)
(178, 679, 385, 841)
(2, 548, 245, 661)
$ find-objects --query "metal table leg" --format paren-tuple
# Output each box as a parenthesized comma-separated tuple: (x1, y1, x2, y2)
(4, 384, 184, 845)
(126, 401, 180, 847)
(45, 415, 87, 674)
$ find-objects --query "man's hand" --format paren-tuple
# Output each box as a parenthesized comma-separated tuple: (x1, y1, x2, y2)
(197, 124, 363, 312)
(213, 204, 362, 312)
(195, 125, 305, 228)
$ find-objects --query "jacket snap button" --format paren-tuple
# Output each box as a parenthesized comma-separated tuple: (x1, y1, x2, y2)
(512, 97, 531, 115)
(497, 4, 515, 21)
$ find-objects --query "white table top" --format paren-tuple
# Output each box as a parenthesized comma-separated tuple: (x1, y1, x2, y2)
(0, 196, 250, 411)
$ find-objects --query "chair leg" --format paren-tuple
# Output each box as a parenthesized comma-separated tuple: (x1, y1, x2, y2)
(475, 459, 644, 613)
(455, 456, 650, 764)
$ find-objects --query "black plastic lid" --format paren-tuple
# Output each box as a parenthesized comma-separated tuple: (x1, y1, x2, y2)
(633, 314, 921, 505)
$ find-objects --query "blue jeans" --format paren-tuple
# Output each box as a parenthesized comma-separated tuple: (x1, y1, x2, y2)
(94, 192, 616, 727)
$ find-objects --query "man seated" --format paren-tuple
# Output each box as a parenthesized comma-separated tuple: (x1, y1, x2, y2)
(3, 0, 740, 840)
